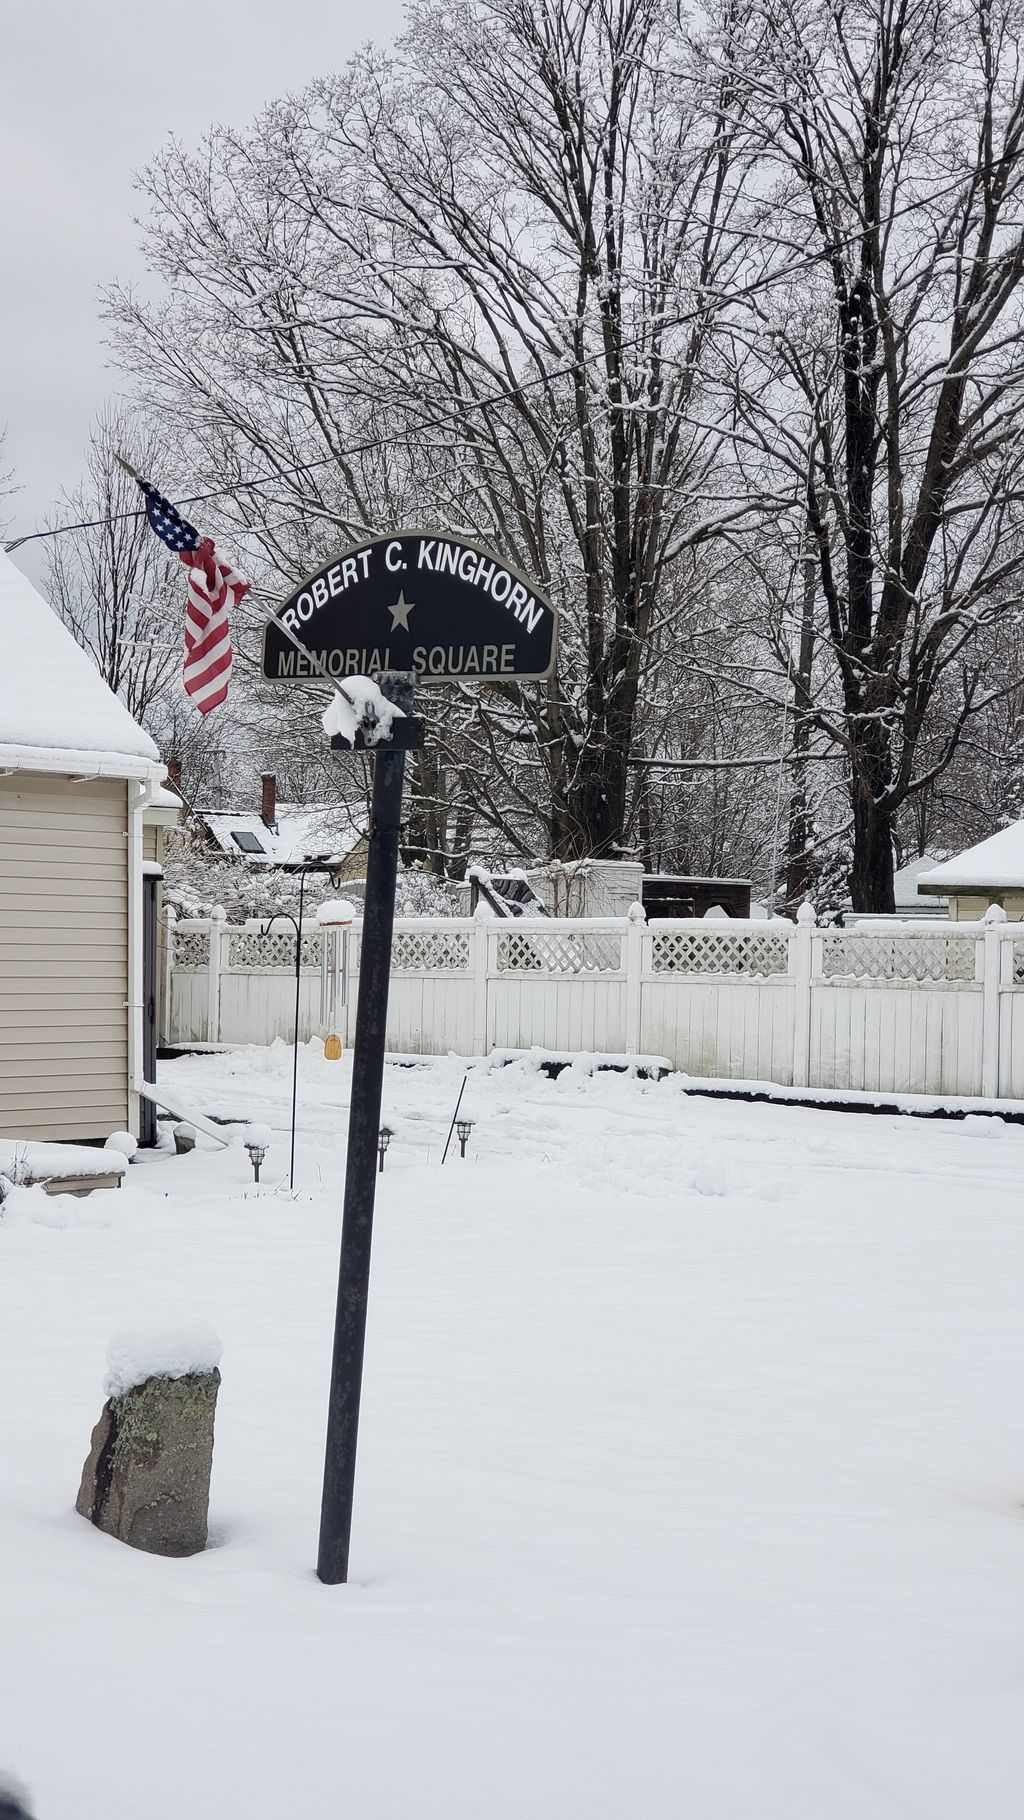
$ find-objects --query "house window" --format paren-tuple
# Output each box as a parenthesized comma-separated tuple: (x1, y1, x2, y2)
(231, 831, 266, 854)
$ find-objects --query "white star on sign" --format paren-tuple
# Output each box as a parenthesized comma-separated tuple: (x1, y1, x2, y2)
(387, 589, 414, 631)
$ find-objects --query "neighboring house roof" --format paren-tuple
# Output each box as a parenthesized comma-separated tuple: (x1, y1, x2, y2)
(0, 550, 161, 777)
(197, 803, 367, 867)
(893, 854, 947, 907)
(918, 824, 1024, 894)
(143, 781, 185, 829)
(150, 781, 184, 811)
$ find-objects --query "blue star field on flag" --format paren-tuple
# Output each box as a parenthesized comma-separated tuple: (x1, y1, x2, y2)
(128, 467, 249, 713)
(138, 479, 201, 555)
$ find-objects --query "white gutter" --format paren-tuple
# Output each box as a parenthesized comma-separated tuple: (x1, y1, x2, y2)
(0, 743, 164, 782)
(127, 774, 163, 1123)
(138, 1080, 231, 1148)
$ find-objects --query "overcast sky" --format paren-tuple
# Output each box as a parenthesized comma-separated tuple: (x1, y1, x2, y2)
(2, 0, 406, 565)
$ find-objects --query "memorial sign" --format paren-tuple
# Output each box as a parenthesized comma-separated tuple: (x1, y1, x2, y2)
(292, 531, 557, 1587)
(262, 530, 558, 685)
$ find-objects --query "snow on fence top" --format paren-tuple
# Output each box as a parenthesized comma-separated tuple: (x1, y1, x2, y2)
(104, 1321, 223, 1398)
(0, 551, 160, 772)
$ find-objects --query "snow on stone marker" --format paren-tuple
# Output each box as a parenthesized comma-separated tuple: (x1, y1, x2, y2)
(76, 1323, 222, 1558)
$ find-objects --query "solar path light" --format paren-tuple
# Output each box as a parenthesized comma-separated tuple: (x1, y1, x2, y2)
(244, 1125, 272, 1183)
(455, 1117, 474, 1159)
(377, 1126, 393, 1173)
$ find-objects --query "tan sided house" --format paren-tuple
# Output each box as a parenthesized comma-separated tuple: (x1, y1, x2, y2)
(0, 551, 165, 1142)
(918, 824, 1024, 921)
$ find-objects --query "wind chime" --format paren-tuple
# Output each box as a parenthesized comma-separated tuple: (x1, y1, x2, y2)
(317, 899, 356, 1060)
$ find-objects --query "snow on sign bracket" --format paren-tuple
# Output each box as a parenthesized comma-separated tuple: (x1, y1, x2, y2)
(262, 530, 558, 685)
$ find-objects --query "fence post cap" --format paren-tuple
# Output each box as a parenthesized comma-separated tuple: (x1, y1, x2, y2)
(797, 900, 816, 925)
(210, 904, 228, 923)
(626, 901, 647, 924)
(984, 903, 1007, 924)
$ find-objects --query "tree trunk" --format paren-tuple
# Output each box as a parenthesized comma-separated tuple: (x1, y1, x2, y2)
(403, 750, 446, 874)
(785, 767, 814, 911)
(849, 769, 896, 911)
(785, 545, 817, 912)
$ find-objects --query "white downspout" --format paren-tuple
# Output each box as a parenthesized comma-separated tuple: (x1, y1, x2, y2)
(127, 776, 160, 1128)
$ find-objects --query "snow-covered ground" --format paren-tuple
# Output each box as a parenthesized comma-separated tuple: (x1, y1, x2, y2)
(2, 1043, 1023, 1818)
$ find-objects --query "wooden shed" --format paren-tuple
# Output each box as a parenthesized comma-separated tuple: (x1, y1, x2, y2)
(0, 551, 165, 1143)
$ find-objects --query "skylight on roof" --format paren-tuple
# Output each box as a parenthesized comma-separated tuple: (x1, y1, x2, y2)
(231, 830, 266, 854)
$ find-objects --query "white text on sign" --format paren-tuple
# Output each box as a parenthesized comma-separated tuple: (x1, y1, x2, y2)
(281, 539, 545, 637)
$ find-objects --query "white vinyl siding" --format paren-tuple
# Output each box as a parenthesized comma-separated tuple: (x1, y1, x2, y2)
(0, 773, 130, 1141)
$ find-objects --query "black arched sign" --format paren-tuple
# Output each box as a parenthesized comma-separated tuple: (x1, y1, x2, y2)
(262, 530, 558, 685)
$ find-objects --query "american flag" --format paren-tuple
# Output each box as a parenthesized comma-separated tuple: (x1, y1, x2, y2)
(135, 476, 249, 715)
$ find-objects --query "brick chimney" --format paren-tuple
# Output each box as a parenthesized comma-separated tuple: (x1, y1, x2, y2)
(261, 774, 277, 828)
(166, 756, 183, 792)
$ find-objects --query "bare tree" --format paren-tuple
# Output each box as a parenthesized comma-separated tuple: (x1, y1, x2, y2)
(723, 0, 1024, 909)
(44, 407, 185, 727)
(108, 0, 766, 861)
(0, 433, 13, 534)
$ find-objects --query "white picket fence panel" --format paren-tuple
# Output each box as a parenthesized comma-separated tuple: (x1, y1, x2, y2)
(161, 905, 1024, 1099)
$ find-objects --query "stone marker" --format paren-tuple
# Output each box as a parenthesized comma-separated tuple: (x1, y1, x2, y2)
(77, 1368, 220, 1557)
(173, 1120, 197, 1155)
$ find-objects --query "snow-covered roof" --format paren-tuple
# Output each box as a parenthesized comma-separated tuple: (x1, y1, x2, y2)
(143, 780, 184, 827)
(893, 854, 947, 906)
(151, 781, 183, 810)
(0, 551, 161, 776)
(918, 824, 1024, 893)
(198, 802, 367, 867)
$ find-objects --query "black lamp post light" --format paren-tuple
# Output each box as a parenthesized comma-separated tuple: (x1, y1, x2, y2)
(377, 1126, 393, 1173)
(455, 1117, 474, 1159)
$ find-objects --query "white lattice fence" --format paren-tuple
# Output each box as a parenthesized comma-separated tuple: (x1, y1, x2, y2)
(225, 928, 322, 970)
(495, 928, 624, 974)
(172, 928, 210, 970)
(391, 928, 472, 971)
(819, 931, 977, 983)
(651, 928, 790, 977)
(164, 909, 1024, 1098)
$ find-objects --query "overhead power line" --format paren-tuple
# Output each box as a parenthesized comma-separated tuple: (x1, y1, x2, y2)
(627, 753, 841, 769)
(3, 161, 979, 560)
(4, 139, 1006, 562)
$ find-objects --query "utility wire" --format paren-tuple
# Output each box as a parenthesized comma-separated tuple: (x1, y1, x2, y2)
(2, 165, 987, 558)
(3, 455, 337, 554)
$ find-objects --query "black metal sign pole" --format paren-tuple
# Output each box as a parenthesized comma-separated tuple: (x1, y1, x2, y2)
(259, 531, 557, 1586)
(317, 673, 420, 1585)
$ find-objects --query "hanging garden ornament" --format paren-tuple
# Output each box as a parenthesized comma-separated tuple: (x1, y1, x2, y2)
(317, 898, 357, 1060)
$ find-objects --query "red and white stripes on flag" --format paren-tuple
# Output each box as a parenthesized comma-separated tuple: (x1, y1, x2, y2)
(180, 538, 250, 715)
